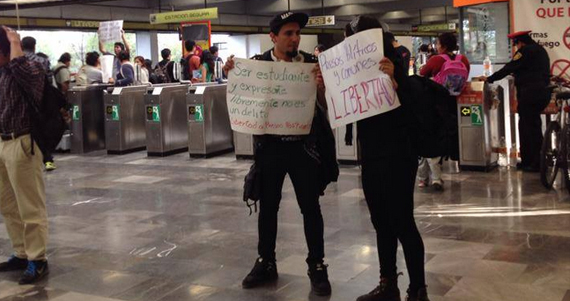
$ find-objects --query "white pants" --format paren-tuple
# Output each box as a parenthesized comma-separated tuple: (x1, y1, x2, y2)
(418, 157, 442, 183)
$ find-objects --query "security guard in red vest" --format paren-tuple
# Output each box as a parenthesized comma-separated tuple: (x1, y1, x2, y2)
(480, 31, 551, 172)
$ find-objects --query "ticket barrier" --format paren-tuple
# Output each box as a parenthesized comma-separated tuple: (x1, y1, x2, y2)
(68, 85, 111, 154)
(145, 83, 190, 156)
(104, 86, 148, 154)
(233, 132, 254, 159)
(187, 84, 234, 158)
(457, 81, 505, 171)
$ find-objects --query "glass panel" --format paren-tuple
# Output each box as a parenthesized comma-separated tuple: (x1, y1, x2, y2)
(461, 2, 510, 64)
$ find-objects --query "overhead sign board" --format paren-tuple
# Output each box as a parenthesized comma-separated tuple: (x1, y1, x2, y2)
(453, 0, 507, 7)
(150, 7, 218, 24)
(307, 15, 335, 27)
(413, 23, 457, 32)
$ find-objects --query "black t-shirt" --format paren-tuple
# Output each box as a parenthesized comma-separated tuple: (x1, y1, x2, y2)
(395, 45, 411, 74)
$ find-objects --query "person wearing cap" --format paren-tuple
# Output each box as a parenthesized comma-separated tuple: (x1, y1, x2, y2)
(330, 16, 430, 301)
(479, 31, 550, 172)
(223, 11, 337, 296)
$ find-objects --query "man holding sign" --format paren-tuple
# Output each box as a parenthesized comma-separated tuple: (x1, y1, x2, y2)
(224, 11, 336, 296)
(98, 26, 130, 81)
(317, 17, 430, 301)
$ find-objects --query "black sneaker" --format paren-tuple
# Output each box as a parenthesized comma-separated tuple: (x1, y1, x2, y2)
(0, 255, 28, 272)
(405, 287, 430, 301)
(242, 257, 278, 289)
(308, 263, 331, 296)
(18, 260, 49, 285)
(356, 276, 401, 301)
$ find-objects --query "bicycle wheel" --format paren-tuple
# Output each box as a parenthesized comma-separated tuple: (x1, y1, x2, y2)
(540, 121, 561, 189)
(562, 125, 570, 194)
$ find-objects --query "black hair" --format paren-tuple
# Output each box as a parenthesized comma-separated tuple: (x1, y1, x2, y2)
(118, 50, 130, 62)
(184, 40, 196, 52)
(515, 34, 535, 45)
(315, 44, 326, 52)
(437, 32, 458, 52)
(114, 42, 125, 51)
(58, 52, 71, 64)
(85, 51, 100, 66)
(161, 48, 171, 60)
(384, 32, 396, 43)
(36, 52, 48, 59)
(21, 36, 36, 52)
(0, 27, 10, 56)
(144, 59, 153, 71)
(200, 50, 215, 77)
(209, 46, 219, 54)
(419, 44, 429, 52)
(345, 16, 396, 59)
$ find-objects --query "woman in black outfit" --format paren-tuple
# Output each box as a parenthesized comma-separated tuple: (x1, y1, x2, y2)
(346, 16, 430, 301)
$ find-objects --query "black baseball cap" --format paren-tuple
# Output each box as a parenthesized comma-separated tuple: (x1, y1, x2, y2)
(270, 12, 309, 34)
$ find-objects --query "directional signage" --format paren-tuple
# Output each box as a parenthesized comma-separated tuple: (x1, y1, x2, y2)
(307, 15, 335, 27)
(460, 106, 472, 117)
(150, 7, 218, 24)
(471, 105, 483, 126)
(413, 23, 457, 32)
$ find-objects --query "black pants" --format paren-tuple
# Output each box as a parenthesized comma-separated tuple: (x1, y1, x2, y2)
(256, 141, 325, 265)
(43, 151, 53, 164)
(517, 86, 550, 168)
(361, 154, 425, 291)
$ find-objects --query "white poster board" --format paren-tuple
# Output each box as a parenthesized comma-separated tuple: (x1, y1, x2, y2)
(227, 58, 317, 135)
(513, 0, 570, 80)
(98, 20, 124, 44)
(318, 29, 400, 129)
(100, 55, 114, 83)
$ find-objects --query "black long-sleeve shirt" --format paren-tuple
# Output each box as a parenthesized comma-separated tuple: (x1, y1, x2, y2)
(487, 43, 550, 87)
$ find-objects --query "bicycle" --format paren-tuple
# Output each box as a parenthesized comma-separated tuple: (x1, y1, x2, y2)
(540, 76, 570, 192)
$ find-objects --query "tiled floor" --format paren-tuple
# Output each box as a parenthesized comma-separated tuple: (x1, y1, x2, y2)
(1, 151, 570, 301)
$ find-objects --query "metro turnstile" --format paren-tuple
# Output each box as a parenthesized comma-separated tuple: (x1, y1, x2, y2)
(104, 86, 148, 154)
(145, 84, 190, 156)
(457, 81, 504, 171)
(187, 84, 234, 158)
(233, 132, 254, 159)
(68, 85, 111, 154)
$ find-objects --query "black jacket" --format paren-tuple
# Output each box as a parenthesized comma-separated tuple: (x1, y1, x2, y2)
(488, 42, 550, 87)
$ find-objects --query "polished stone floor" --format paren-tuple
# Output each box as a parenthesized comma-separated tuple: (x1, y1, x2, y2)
(1, 151, 570, 301)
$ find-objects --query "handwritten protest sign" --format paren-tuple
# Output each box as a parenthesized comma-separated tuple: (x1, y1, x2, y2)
(98, 20, 124, 43)
(319, 28, 400, 128)
(227, 58, 317, 135)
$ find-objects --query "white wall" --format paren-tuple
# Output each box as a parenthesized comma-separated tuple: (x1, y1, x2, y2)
(220, 34, 319, 59)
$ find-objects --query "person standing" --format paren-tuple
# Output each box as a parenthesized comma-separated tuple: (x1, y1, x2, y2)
(323, 16, 430, 301)
(419, 33, 470, 191)
(385, 32, 411, 75)
(223, 11, 337, 296)
(99, 29, 130, 80)
(480, 31, 551, 172)
(0, 25, 49, 285)
(155, 48, 174, 83)
(115, 51, 135, 87)
(134, 55, 149, 84)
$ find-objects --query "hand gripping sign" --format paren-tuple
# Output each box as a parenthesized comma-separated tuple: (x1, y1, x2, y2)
(226, 58, 317, 135)
(318, 28, 400, 128)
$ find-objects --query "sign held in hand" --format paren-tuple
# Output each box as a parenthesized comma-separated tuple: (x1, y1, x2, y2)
(98, 20, 124, 44)
(319, 28, 400, 128)
(227, 58, 317, 135)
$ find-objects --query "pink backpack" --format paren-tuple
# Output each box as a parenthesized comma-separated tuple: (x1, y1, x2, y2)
(433, 54, 469, 96)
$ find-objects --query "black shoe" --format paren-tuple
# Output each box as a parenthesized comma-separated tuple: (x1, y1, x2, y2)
(242, 257, 278, 289)
(0, 255, 28, 272)
(356, 276, 401, 301)
(18, 260, 49, 285)
(405, 287, 430, 301)
(432, 181, 444, 192)
(308, 263, 331, 296)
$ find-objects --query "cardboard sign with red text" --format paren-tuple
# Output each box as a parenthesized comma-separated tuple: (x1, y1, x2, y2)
(318, 29, 400, 129)
(226, 58, 317, 135)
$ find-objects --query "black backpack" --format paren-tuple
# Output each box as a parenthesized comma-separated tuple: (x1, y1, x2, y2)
(24, 77, 67, 155)
(407, 75, 459, 159)
(154, 61, 171, 83)
(180, 54, 193, 81)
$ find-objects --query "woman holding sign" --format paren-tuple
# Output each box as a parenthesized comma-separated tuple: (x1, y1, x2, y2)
(327, 16, 430, 301)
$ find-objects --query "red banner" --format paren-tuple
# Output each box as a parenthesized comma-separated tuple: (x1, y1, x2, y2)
(453, 0, 507, 7)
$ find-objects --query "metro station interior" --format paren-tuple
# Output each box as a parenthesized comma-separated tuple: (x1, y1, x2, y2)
(0, 0, 569, 300)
